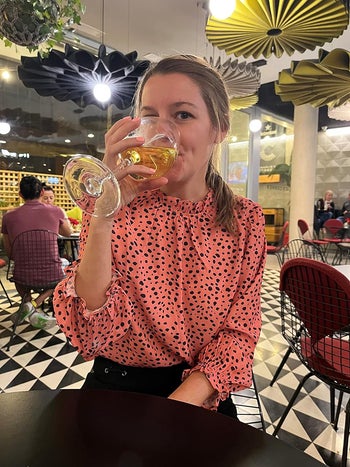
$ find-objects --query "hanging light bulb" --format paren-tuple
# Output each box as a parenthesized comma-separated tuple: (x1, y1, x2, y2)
(209, 0, 236, 20)
(0, 122, 11, 135)
(93, 82, 111, 103)
(249, 119, 262, 133)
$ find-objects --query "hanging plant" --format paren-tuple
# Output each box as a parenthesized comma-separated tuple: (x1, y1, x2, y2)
(0, 0, 85, 53)
(268, 163, 291, 187)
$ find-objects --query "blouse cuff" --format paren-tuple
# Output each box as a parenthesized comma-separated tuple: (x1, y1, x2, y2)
(62, 261, 124, 316)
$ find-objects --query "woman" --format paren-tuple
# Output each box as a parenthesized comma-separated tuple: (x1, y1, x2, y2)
(315, 189, 335, 235)
(54, 55, 266, 413)
(40, 183, 55, 205)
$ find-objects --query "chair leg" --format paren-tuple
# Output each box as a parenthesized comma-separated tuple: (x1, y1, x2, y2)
(0, 278, 12, 306)
(270, 346, 293, 386)
(341, 398, 350, 467)
(252, 373, 266, 432)
(273, 372, 313, 436)
(5, 300, 25, 351)
(334, 390, 344, 431)
(330, 386, 336, 423)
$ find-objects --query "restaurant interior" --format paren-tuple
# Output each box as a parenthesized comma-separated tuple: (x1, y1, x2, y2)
(1, 1, 350, 466)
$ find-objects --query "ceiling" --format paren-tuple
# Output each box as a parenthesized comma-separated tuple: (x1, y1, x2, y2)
(1, 0, 350, 168)
(72, 0, 350, 129)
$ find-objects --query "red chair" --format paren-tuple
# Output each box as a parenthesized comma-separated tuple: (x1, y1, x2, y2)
(266, 221, 289, 266)
(297, 218, 328, 251)
(0, 258, 12, 306)
(323, 219, 344, 263)
(323, 218, 344, 240)
(272, 258, 350, 467)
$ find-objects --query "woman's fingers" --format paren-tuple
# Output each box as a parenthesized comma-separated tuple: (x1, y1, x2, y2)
(103, 117, 144, 170)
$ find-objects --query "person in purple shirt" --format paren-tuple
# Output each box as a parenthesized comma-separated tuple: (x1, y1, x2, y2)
(1, 175, 72, 329)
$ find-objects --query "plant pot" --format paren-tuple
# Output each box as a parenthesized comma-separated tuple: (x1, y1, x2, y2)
(0, 0, 59, 47)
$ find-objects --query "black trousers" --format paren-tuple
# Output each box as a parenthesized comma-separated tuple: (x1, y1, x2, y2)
(82, 356, 237, 419)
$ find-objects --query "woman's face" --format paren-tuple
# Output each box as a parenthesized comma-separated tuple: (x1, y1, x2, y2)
(41, 190, 55, 205)
(139, 73, 223, 187)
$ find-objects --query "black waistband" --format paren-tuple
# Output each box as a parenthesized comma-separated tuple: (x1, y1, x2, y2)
(93, 356, 189, 377)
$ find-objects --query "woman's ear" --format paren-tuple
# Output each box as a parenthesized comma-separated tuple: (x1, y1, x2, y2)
(214, 128, 229, 144)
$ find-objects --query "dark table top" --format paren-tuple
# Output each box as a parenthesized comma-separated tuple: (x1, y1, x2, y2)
(0, 390, 324, 467)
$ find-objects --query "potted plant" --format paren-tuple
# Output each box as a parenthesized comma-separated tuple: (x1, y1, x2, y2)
(0, 0, 85, 53)
(268, 163, 291, 187)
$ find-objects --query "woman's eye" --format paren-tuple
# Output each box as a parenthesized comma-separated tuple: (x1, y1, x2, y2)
(176, 111, 192, 120)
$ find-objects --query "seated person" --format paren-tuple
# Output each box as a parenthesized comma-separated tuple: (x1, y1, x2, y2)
(39, 183, 55, 205)
(40, 182, 71, 258)
(337, 192, 350, 223)
(1, 176, 72, 329)
(314, 189, 335, 236)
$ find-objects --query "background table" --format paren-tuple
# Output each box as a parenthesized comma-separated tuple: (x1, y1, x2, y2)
(58, 233, 80, 261)
(333, 264, 350, 280)
(0, 390, 324, 467)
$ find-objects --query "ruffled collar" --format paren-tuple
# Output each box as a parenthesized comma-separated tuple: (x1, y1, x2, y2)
(144, 189, 215, 215)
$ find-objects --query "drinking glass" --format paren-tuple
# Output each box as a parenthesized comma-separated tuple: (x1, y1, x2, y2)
(63, 117, 179, 218)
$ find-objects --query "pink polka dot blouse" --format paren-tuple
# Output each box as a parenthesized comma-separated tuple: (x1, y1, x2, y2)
(54, 189, 266, 405)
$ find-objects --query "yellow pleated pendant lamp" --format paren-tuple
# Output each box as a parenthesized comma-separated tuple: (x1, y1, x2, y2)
(275, 48, 350, 108)
(206, 0, 349, 59)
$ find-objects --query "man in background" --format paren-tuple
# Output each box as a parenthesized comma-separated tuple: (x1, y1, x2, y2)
(1, 176, 72, 329)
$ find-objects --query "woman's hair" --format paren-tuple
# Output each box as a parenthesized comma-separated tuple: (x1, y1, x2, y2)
(134, 54, 238, 233)
(42, 183, 54, 193)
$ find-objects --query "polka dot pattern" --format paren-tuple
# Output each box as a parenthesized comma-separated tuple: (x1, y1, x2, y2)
(54, 189, 266, 402)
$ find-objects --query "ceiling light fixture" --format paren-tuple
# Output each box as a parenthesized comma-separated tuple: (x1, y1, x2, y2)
(0, 122, 10, 135)
(93, 82, 111, 103)
(276, 48, 350, 108)
(207, 56, 260, 110)
(209, 0, 236, 20)
(206, 0, 349, 58)
(17, 0, 150, 110)
(249, 119, 262, 133)
(18, 44, 150, 110)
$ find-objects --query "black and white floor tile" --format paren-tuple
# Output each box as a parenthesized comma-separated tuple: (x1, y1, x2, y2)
(0, 264, 349, 466)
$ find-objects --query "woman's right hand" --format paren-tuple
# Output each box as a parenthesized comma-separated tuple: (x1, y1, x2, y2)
(102, 116, 168, 208)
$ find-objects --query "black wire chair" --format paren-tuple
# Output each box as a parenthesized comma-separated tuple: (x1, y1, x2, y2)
(270, 239, 326, 387)
(273, 258, 350, 467)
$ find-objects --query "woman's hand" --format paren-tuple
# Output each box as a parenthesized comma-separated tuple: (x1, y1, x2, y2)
(103, 116, 168, 207)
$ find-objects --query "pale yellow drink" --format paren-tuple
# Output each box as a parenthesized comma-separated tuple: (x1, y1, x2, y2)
(121, 146, 177, 179)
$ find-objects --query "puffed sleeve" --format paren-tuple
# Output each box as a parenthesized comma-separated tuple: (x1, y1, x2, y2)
(53, 215, 134, 361)
(183, 201, 266, 409)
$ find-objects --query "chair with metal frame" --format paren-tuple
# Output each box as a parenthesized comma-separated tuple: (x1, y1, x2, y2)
(280, 238, 326, 264)
(297, 218, 328, 255)
(231, 372, 266, 431)
(266, 221, 289, 267)
(322, 218, 344, 262)
(0, 258, 12, 306)
(5, 229, 65, 351)
(333, 242, 350, 265)
(269, 238, 326, 387)
(272, 258, 350, 467)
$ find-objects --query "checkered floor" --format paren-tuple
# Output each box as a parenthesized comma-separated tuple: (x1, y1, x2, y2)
(0, 264, 349, 466)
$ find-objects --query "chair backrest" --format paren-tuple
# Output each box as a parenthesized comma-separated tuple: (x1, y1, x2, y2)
(273, 221, 289, 250)
(323, 219, 344, 238)
(281, 238, 326, 264)
(8, 229, 64, 288)
(297, 219, 312, 240)
(279, 258, 350, 385)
